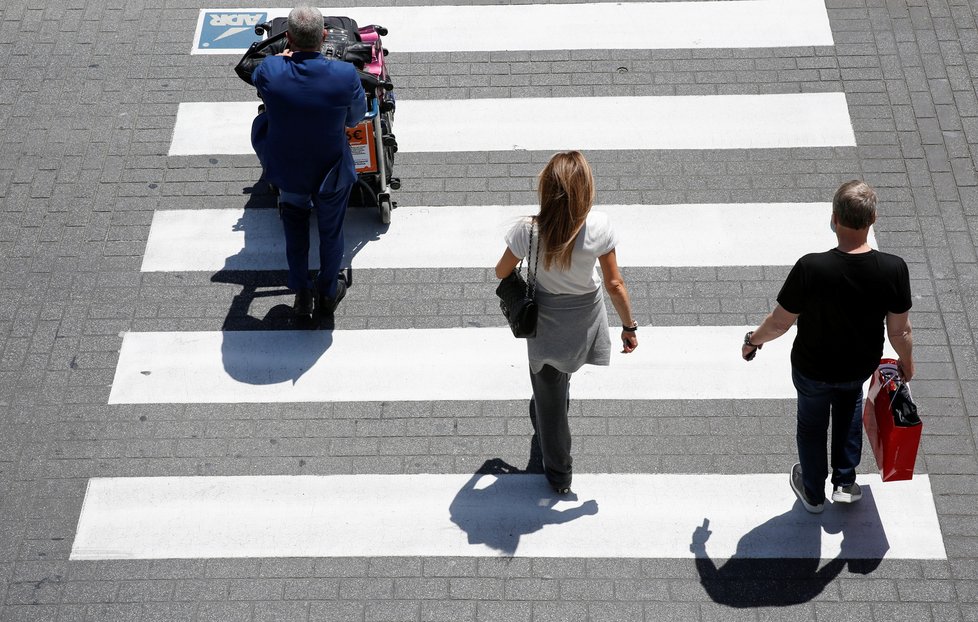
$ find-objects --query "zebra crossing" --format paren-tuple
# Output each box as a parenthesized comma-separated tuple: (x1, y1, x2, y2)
(141, 203, 871, 271)
(109, 326, 810, 404)
(190, 0, 834, 54)
(169, 94, 857, 155)
(72, 3, 946, 564)
(72, 474, 943, 560)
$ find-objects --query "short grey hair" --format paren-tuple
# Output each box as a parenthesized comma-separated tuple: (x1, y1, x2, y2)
(288, 5, 324, 50)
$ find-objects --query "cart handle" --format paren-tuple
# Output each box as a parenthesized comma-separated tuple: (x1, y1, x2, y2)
(362, 97, 380, 120)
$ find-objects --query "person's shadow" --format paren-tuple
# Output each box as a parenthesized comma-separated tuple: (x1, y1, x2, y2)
(449, 458, 598, 556)
(689, 485, 888, 607)
(211, 180, 389, 383)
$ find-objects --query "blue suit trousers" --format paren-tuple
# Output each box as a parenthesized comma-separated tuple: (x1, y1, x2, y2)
(279, 186, 351, 298)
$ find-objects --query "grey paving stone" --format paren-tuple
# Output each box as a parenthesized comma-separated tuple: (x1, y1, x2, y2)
(530, 601, 588, 622)
(420, 600, 477, 622)
(252, 601, 310, 622)
(476, 600, 533, 622)
(365, 600, 420, 622)
(196, 601, 253, 622)
(504, 577, 559, 601)
(308, 601, 365, 621)
(137, 602, 198, 622)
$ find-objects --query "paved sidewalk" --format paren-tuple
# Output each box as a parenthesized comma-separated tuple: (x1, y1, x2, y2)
(0, 0, 976, 620)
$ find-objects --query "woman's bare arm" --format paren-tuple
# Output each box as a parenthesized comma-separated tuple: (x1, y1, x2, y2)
(599, 250, 637, 353)
(495, 247, 521, 279)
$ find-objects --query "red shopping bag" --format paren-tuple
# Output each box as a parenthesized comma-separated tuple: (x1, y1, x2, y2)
(863, 359, 922, 481)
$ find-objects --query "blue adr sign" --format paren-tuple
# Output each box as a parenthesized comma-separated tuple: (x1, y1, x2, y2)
(197, 11, 267, 50)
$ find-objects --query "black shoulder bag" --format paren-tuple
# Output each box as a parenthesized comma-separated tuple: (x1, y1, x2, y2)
(495, 222, 540, 338)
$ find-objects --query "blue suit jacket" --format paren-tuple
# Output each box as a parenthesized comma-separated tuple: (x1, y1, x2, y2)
(252, 52, 367, 195)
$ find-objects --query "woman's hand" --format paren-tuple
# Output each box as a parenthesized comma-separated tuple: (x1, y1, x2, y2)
(621, 331, 637, 353)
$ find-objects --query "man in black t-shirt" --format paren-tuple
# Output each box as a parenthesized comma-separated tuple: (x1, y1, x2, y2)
(741, 181, 915, 514)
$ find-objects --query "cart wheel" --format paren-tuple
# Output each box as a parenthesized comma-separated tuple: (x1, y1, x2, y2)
(380, 199, 392, 224)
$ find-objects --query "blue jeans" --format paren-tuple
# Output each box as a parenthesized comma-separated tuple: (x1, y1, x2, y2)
(792, 368, 866, 504)
(279, 186, 351, 297)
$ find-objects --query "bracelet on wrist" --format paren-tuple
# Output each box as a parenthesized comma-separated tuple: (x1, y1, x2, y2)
(623, 322, 638, 332)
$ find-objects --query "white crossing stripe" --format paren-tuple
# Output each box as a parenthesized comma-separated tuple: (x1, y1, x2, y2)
(142, 204, 877, 272)
(142, 203, 876, 272)
(168, 94, 856, 156)
(107, 326, 897, 404)
(192, 0, 834, 55)
(70, 473, 946, 560)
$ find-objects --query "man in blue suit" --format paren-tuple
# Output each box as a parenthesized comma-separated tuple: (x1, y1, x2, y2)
(251, 5, 367, 318)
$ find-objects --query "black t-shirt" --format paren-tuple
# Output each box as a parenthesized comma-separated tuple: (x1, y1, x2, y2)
(777, 249, 912, 382)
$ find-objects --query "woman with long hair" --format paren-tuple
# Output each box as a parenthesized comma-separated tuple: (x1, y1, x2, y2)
(495, 151, 638, 494)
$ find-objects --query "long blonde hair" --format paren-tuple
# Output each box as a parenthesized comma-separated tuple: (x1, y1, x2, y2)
(536, 151, 594, 271)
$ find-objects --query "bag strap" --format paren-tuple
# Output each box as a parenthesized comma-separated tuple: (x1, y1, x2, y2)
(527, 219, 539, 298)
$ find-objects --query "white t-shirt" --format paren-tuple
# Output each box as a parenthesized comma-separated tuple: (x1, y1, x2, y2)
(505, 211, 619, 295)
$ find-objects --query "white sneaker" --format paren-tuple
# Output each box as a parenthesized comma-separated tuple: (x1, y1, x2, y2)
(832, 482, 862, 503)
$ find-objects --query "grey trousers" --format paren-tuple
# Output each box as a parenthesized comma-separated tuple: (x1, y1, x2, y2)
(529, 364, 572, 488)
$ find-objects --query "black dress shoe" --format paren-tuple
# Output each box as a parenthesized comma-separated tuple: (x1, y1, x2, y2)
(293, 288, 314, 317)
(318, 271, 349, 316)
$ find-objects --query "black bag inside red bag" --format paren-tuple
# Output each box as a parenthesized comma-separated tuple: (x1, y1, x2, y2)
(863, 358, 922, 481)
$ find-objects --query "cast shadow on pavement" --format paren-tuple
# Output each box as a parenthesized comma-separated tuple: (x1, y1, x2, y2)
(212, 180, 389, 332)
(690, 485, 888, 608)
(217, 329, 334, 386)
(212, 181, 389, 383)
(449, 458, 598, 556)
